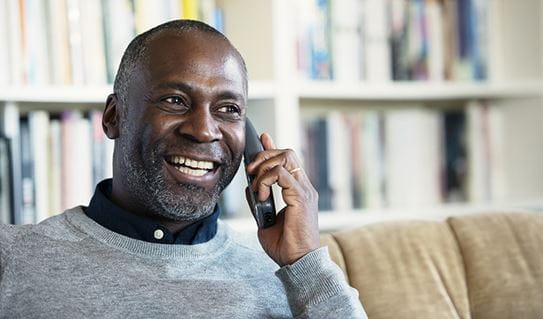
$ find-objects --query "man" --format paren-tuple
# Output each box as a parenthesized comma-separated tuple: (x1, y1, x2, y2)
(0, 20, 366, 318)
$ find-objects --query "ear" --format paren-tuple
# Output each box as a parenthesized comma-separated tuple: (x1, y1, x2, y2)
(102, 93, 120, 139)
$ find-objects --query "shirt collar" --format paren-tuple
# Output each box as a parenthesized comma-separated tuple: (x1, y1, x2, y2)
(84, 179, 220, 245)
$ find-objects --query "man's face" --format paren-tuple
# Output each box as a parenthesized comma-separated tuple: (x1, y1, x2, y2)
(116, 31, 246, 222)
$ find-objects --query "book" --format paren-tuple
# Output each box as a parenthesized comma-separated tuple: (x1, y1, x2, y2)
(331, 0, 362, 82)
(79, 0, 108, 85)
(302, 117, 333, 211)
(61, 110, 93, 210)
(23, 0, 51, 84)
(361, 111, 386, 209)
(442, 110, 468, 202)
(296, 0, 333, 80)
(134, 0, 181, 34)
(47, 0, 72, 85)
(466, 100, 489, 201)
(0, 0, 10, 86)
(90, 110, 114, 185)
(426, 0, 445, 81)
(1, 103, 22, 224)
(0, 135, 13, 224)
(487, 103, 505, 200)
(48, 119, 62, 216)
(326, 111, 353, 210)
(384, 108, 442, 207)
(365, 0, 391, 82)
(345, 115, 363, 209)
(66, 0, 85, 84)
(102, 0, 136, 83)
(181, 0, 198, 20)
(19, 118, 35, 224)
(28, 111, 50, 222)
(5, 0, 24, 85)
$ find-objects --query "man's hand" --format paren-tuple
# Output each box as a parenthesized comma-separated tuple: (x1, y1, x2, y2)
(245, 133, 320, 266)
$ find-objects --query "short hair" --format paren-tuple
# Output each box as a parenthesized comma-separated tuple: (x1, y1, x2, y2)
(113, 19, 248, 106)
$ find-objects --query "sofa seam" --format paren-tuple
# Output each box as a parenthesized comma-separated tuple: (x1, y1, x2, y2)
(446, 217, 473, 319)
(329, 232, 350, 283)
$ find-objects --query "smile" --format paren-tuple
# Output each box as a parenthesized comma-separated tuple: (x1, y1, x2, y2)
(165, 155, 217, 177)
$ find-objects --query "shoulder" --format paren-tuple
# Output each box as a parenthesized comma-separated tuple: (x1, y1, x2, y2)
(0, 208, 87, 255)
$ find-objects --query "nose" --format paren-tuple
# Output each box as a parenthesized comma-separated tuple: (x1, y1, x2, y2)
(177, 107, 222, 143)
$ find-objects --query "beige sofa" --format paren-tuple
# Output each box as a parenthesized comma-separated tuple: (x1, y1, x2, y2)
(321, 212, 543, 318)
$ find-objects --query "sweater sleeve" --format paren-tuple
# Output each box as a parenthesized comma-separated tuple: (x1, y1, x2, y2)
(275, 247, 367, 318)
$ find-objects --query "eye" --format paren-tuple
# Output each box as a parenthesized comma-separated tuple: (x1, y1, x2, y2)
(158, 96, 190, 113)
(163, 96, 185, 105)
(217, 105, 241, 114)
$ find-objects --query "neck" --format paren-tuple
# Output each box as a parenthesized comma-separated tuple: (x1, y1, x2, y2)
(110, 178, 195, 234)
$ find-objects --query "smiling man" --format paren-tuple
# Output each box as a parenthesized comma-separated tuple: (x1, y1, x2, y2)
(0, 20, 366, 318)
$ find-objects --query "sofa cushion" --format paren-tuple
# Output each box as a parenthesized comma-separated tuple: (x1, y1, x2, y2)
(332, 220, 470, 319)
(320, 233, 349, 281)
(448, 212, 543, 319)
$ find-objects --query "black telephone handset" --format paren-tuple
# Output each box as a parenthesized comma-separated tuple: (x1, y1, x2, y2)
(244, 119, 277, 228)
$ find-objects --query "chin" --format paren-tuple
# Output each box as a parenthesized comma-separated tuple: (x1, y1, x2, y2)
(150, 181, 220, 222)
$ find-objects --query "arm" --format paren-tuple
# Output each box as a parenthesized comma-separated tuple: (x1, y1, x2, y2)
(276, 247, 366, 318)
(246, 133, 367, 318)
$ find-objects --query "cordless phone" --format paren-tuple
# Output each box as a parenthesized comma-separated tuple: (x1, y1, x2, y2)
(243, 119, 277, 228)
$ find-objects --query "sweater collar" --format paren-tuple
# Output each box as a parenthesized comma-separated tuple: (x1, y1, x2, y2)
(84, 179, 219, 245)
(66, 207, 231, 259)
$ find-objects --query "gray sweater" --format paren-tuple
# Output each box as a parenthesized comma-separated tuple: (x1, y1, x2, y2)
(0, 208, 366, 318)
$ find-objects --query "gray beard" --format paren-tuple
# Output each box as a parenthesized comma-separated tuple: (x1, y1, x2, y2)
(120, 138, 236, 223)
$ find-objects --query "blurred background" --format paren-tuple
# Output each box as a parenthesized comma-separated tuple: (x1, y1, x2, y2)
(0, 0, 542, 231)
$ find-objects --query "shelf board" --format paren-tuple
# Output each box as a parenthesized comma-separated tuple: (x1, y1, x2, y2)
(298, 81, 543, 101)
(222, 198, 543, 233)
(2, 81, 541, 103)
(0, 86, 112, 104)
(0, 81, 275, 104)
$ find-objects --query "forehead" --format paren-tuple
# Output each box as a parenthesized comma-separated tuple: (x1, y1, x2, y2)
(142, 31, 246, 91)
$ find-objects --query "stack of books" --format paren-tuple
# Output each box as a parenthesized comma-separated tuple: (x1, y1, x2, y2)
(0, 0, 224, 86)
(295, 0, 489, 82)
(2, 109, 113, 224)
(301, 100, 505, 212)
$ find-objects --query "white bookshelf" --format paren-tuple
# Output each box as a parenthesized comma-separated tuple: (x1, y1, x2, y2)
(6, 81, 541, 104)
(0, 81, 276, 104)
(297, 81, 543, 101)
(1, 0, 543, 231)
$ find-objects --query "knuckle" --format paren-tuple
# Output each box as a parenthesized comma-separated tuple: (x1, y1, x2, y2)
(285, 148, 296, 160)
(272, 165, 283, 174)
(255, 152, 266, 162)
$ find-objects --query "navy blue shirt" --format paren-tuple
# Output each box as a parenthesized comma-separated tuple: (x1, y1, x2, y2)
(84, 179, 219, 244)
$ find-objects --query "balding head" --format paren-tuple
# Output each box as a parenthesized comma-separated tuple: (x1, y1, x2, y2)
(113, 20, 248, 107)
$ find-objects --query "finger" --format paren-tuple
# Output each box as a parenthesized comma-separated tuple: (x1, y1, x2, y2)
(251, 151, 302, 181)
(246, 149, 286, 173)
(260, 132, 276, 150)
(254, 165, 302, 202)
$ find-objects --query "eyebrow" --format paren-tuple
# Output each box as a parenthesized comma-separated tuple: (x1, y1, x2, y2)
(156, 81, 195, 93)
(156, 81, 245, 102)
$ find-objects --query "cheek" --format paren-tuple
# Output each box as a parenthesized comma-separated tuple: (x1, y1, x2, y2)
(223, 125, 245, 156)
(135, 114, 170, 154)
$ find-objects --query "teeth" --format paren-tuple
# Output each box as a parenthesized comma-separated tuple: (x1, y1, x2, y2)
(171, 156, 185, 165)
(175, 165, 208, 177)
(169, 155, 213, 170)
